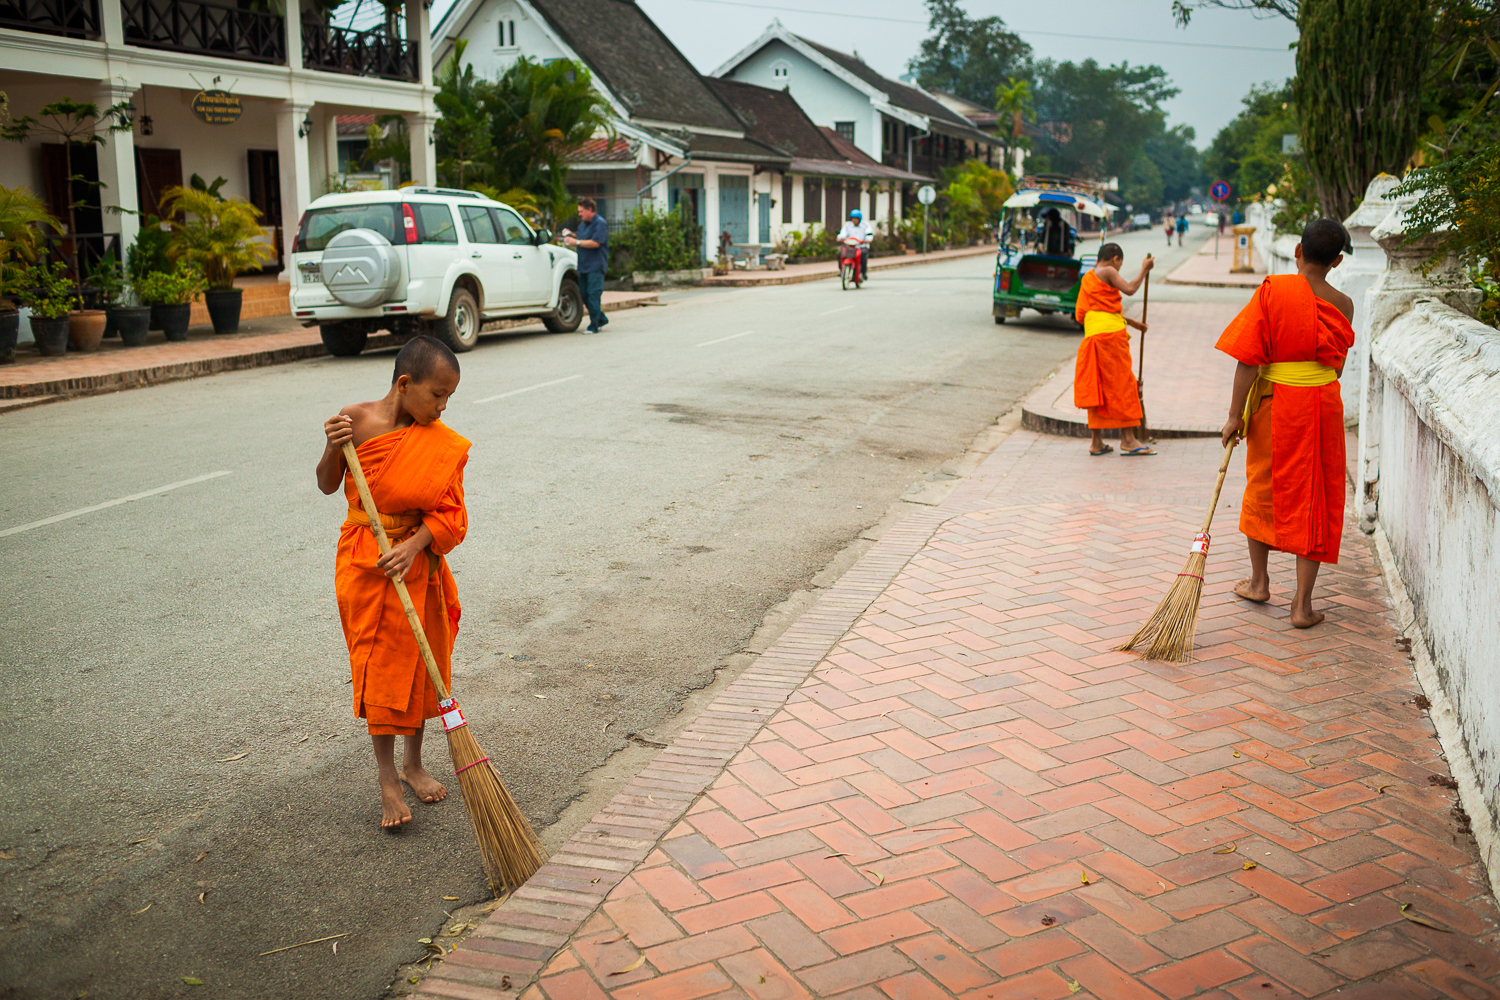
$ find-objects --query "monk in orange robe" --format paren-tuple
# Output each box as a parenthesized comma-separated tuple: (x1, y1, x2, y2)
(318, 336, 469, 828)
(1217, 219, 1355, 629)
(1074, 243, 1155, 456)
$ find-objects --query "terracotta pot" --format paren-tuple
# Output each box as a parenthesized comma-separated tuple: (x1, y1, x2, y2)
(68, 310, 108, 352)
(30, 316, 70, 356)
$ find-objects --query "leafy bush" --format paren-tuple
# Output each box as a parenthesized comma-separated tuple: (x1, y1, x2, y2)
(20, 260, 76, 319)
(138, 261, 206, 306)
(941, 159, 1013, 244)
(88, 253, 130, 307)
(612, 207, 702, 274)
(774, 227, 838, 260)
(128, 221, 173, 283)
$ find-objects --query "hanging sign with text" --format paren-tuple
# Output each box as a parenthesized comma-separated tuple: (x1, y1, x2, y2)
(192, 90, 242, 125)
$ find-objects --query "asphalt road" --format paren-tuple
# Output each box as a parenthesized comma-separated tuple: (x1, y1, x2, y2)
(0, 229, 1217, 1000)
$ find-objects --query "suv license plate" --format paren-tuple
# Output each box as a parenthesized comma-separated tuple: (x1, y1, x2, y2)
(301, 270, 323, 284)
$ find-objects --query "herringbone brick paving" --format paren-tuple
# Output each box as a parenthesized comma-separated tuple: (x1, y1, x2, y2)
(415, 426, 1499, 1000)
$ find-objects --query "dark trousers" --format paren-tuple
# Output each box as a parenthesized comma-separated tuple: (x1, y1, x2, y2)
(581, 271, 606, 330)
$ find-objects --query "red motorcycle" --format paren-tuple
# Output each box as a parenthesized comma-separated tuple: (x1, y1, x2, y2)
(839, 237, 866, 290)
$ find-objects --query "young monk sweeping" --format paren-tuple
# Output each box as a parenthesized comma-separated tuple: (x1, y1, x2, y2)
(1074, 243, 1155, 456)
(1217, 219, 1355, 628)
(316, 336, 470, 827)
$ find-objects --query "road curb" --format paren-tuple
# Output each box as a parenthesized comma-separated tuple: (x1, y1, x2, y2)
(701, 244, 994, 287)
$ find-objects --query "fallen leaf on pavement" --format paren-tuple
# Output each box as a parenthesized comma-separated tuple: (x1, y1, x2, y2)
(1401, 902, 1452, 932)
(1079, 871, 1090, 885)
(826, 853, 850, 860)
(214, 753, 249, 762)
(443, 896, 458, 901)
(1243, 862, 1257, 870)
(258, 933, 349, 957)
(1378, 784, 1391, 794)
(865, 869, 885, 885)
(1232, 750, 1241, 757)
(1040, 915, 1056, 926)
(0, 850, 14, 860)
(609, 955, 646, 976)
(194, 852, 208, 862)
(129, 838, 148, 845)
(181, 977, 203, 986)
(198, 892, 207, 904)
(132, 903, 152, 915)
(1214, 844, 1238, 854)
(1068, 981, 1082, 994)
(417, 938, 432, 944)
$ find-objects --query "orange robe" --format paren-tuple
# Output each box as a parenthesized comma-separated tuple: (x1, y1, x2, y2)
(336, 421, 470, 735)
(1215, 276, 1355, 563)
(1073, 270, 1142, 429)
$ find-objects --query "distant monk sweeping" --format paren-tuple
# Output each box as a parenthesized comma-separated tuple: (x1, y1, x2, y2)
(1074, 243, 1154, 456)
(1216, 219, 1355, 628)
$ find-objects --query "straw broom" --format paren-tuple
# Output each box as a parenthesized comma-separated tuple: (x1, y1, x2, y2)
(343, 442, 546, 892)
(1118, 436, 1239, 661)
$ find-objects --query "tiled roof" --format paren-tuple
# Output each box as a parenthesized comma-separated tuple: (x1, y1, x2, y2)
(336, 114, 376, 137)
(794, 36, 999, 145)
(818, 127, 877, 165)
(572, 136, 637, 162)
(703, 78, 837, 159)
(687, 132, 789, 164)
(529, 0, 743, 133)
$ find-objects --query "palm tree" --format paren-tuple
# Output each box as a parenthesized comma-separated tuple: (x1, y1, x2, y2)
(993, 77, 1034, 175)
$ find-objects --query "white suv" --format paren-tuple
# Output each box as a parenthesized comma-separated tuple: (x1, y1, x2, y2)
(288, 187, 585, 355)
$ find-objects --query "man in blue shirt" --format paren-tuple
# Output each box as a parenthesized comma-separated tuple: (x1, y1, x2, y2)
(563, 198, 608, 333)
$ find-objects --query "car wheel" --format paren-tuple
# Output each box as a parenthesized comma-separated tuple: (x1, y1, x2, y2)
(432, 286, 480, 353)
(994, 314, 1006, 324)
(320, 321, 368, 357)
(543, 278, 583, 333)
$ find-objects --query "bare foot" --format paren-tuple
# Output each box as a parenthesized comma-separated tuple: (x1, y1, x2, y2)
(402, 765, 448, 804)
(1234, 578, 1270, 603)
(381, 781, 412, 829)
(1290, 608, 1326, 629)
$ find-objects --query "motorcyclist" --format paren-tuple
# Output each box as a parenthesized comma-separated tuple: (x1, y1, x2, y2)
(836, 208, 873, 280)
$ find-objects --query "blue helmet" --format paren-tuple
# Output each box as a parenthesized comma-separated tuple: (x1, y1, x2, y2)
(850, 209, 863, 220)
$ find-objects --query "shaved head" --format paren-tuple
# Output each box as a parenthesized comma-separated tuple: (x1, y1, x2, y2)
(1301, 218, 1352, 266)
(1099, 242, 1124, 263)
(392, 335, 459, 385)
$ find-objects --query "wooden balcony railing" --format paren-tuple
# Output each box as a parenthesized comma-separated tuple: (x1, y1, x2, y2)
(303, 22, 417, 82)
(122, 0, 285, 64)
(0, 0, 100, 39)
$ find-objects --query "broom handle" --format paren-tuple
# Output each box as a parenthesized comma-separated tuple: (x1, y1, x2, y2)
(1200, 438, 1239, 534)
(341, 442, 452, 702)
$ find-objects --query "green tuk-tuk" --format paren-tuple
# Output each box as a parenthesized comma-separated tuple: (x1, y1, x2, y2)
(992, 181, 1109, 326)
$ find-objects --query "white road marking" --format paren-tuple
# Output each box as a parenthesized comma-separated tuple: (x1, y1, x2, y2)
(821, 304, 857, 316)
(473, 374, 583, 404)
(696, 330, 755, 347)
(0, 471, 233, 538)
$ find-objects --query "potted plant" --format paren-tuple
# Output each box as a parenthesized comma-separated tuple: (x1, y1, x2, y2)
(92, 253, 151, 346)
(2, 98, 131, 349)
(160, 185, 275, 334)
(127, 218, 173, 330)
(20, 260, 75, 356)
(0, 183, 63, 363)
(137, 262, 204, 341)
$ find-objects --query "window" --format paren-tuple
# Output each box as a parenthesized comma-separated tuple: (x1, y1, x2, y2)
(499, 19, 516, 48)
(413, 203, 458, 244)
(803, 177, 821, 223)
(771, 60, 790, 80)
(295, 204, 400, 252)
(781, 176, 792, 224)
(834, 122, 855, 144)
(494, 204, 534, 245)
(460, 204, 501, 243)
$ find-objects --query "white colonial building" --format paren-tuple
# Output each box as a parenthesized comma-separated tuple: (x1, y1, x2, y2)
(0, 0, 439, 276)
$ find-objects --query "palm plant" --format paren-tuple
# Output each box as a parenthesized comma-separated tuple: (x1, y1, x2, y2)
(0, 184, 63, 311)
(158, 185, 275, 290)
(1, 98, 131, 308)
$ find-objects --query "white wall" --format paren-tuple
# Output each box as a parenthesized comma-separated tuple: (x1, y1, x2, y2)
(723, 40, 878, 160)
(447, 0, 566, 81)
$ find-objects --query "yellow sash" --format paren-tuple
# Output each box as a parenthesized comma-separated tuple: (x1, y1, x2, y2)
(1082, 311, 1127, 337)
(1243, 361, 1338, 423)
(344, 507, 438, 576)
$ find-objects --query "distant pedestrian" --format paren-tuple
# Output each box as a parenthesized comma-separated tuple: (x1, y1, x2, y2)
(1164, 216, 1174, 246)
(1218, 212, 1227, 235)
(1176, 215, 1188, 246)
(564, 197, 608, 334)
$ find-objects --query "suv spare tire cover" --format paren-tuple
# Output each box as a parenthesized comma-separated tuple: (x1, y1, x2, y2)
(321, 228, 401, 308)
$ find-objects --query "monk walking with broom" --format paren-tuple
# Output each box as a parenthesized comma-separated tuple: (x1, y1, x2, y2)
(1217, 219, 1354, 628)
(1074, 243, 1154, 456)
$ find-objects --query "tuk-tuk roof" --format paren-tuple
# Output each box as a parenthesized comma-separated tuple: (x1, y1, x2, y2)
(1003, 189, 1108, 218)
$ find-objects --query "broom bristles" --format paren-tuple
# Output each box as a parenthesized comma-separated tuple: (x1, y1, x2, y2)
(446, 725, 547, 892)
(1117, 551, 1208, 662)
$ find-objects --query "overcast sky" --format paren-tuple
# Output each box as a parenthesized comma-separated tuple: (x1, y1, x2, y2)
(428, 0, 1300, 148)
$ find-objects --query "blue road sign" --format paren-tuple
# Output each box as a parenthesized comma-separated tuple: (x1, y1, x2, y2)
(1210, 180, 1231, 202)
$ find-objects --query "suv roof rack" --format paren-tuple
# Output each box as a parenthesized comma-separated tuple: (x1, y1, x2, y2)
(406, 187, 485, 199)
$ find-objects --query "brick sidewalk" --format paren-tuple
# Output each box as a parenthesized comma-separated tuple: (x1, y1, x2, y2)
(702, 245, 995, 287)
(412, 420, 1499, 1000)
(1164, 252, 1266, 290)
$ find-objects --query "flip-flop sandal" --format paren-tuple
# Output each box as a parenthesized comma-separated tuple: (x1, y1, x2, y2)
(1121, 445, 1157, 456)
(1089, 445, 1114, 456)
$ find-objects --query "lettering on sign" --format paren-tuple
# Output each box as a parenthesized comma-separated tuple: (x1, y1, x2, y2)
(192, 90, 242, 126)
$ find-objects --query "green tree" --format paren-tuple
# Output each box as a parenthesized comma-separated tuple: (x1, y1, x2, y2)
(1294, 0, 1433, 219)
(940, 159, 1015, 243)
(435, 39, 495, 189)
(1121, 151, 1164, 209)
(1144, 124, 1201, 203)
(993, 77, 1034, 172)
(484, 57, 613, 221)
(908, 0, 1033, 106)
(1203, 83, 1297, 205)
(1171, 0, 1298, 26)
(361, 115, 411, 185)
(1032, 60, 1178, 182)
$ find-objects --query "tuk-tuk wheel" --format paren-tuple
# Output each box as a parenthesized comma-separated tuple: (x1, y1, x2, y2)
(994, 315, 1006, 324)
